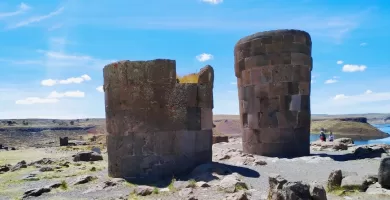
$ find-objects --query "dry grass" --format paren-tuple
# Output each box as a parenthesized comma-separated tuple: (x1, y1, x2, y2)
(311, 120, 379, 134)
(177, 73, 199, 83)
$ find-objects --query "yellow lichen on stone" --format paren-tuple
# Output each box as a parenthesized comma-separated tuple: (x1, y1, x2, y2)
(177, 73, 199, 83)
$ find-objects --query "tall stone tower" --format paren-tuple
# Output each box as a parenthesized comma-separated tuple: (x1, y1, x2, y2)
(234, 30, 312, 158)
(104, 59, 214, 183)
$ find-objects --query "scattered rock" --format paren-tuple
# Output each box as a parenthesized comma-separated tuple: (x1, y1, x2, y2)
(254, 158, 267, 166)
(268, 174, 327, 200)
(59, 161, 70, 167)
(73, 175, 97, 185)
(68, 140, 88, 146)
(92, 147, 101, 154)
(23, 187, 51, 198)
(196, 181, 210, 188)
(0, 164, 11, 173)
(219, 173, 248, 193)
(22, 173, 39, 181)
(341, 175, 367, 191)
(39, 166, 54, 172)
(310, 182, 327, 200)
(134, 185, 154, 196)
(366, 182, 390, 196)
(160, 188, 170, 192)
(11, 160, 27, 171)
(224, 191, 249, 200)
(353, 146, 386, 157)
(29, 158, 55, 166)
(379, 156, 390, 189)
(327, 170, 342, 190)
(73, 151, 103, 162)
(334, 138, 354, 144)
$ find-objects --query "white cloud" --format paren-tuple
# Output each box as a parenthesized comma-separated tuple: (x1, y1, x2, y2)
(41, 74, 92, 86)
(325, 79, 338, 84)
(8, 7, 64, 29)
(96, 86, 104, 93)
(15, 97, 59, 105)
(0, 3, 30, 18)
(196, 53, 213, 62)
(332, 90, 390, 104)
(201, 0, 223, 4)
(360, 42, 367, 46)
(342, 64, 367, 72)
(47, 91, 85, 99)
(49, 37, 67, 45)
(336, 60, 343, 64)
(230, 82, 237, 85)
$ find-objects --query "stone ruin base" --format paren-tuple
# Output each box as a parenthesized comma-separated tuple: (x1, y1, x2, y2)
(107, 130, 212, 184)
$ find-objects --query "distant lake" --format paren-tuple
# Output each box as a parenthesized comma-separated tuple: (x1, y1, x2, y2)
(310, 124, 390, 145)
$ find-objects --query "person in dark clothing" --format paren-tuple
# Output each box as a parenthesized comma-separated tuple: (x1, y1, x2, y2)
(319, 128, 326, 142)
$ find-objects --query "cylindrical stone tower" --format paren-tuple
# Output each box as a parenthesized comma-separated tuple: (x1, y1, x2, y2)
(234, 30, 312, 158)
(104, 59, 214, 183)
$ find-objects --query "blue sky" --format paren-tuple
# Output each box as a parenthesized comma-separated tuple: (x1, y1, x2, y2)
(0, 0, 390, 119)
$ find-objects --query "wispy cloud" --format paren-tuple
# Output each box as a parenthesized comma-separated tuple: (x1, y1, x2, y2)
(48, 23, 63, 31)
(7, 7, 64, 29)
(0, 3, 30, 19)
(196, 53, 213, 62)
(332, 90, 390, 103)
(360, 42, 367, 46)
(230, 82, 237, 85)
(201, 0, 223, 5)
(41, 75, 91, 86)
(336, 60, 343, 65)
(16, 90, 86, 105)
(96, 86, 104, 93)
(342, 64, 367, 72)
(324, 76, 340, 84)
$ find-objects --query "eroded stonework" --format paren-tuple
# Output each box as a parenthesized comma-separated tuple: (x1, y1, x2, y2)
(104, 59, 214, 183)
(234, 30, 312, 158)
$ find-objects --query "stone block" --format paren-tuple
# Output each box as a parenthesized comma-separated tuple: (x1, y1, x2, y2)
(59, 137, 68, 146)
(175, 131, 197, 156)
(197, 84, 213, 108)
(259, 143, 285, 157)
(242, 128, 260, 144)
(296, 110, 310, 128)
(201, 108, 213, 130)
(186, 107, 201, 130)
(239, 100, 249, 113)
(198, 65, 214, 86)
(259, 67, 273, 83)
(300, 66, 311, 81)
(287, 82, 300, 95)
(248, 112, 260, 129)
(259, 128, 280, 143)
(103, 61, 129, 87)
(154, 132, 176, 156)
(196, 130, 212, 151)
(254, 84, 269, 98)
(279, 95, 292, 111)
(243, 85, 255, 101)
(269, 82, 286, 97)
(241, 69, 251, 85)
(300, 95, 310, 111)
(242, 113, 249, 128)
(170, 84, 198, 108)
(268, 96, 280, 112)
(279, 128, 295, 142)
(283, 34, 294, 44)
(298, 82, 310, 95)
(146, 60, 176, 85)
(235, 58, 245, 78)
(212, 135, 229, 144)
(290, 95, 302, 111)
(276, 111, 291, 128)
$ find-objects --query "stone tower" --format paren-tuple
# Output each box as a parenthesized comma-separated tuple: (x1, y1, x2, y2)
(234, 30, 312, 158)
(104, 59, 214, 183)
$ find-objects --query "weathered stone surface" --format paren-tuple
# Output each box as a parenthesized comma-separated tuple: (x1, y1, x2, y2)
(59, 137, 68, 146)
(11, 160, 27, 172)
(219, 173, 248, 193)
(213, 135, 229, 144)
(235, 30, 312, 158)
(73, 151, 103, 162)
(104, 60, 213, 183)
(379, 156, 390, 189)
(310, 182, 327, 200)
(327, 170, 342, 190)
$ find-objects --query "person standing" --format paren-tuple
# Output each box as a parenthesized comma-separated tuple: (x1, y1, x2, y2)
(319, 128, 326, 142)
(329, 131, 334, 142)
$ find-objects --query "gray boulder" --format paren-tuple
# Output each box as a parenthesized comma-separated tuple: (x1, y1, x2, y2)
(11, 160, 27, 171)
(218, 173, 248, 193)
(379, 156, 390, 189)
(310, 182, 327, 200)
(341, 175, 366, 191)
(134, 185, 154, 196)
(327, 170, 342, 190)
(73, 151, 103, 162)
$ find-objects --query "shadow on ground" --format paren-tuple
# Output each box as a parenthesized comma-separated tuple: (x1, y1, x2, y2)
(125, 162, 260, 188)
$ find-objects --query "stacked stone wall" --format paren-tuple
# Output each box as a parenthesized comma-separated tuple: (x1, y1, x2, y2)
(104, 59, 213, 183)
(234, 30, 312, 158)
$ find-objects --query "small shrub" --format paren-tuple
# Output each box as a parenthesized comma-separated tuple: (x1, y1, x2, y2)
(90, 167, 96, 171)
(153, 187, 159, 194)
(188, 179, 197, 188)
(70, 121, 74, 125)
(168, 177, 176, 191)
(60, 180, 68, 190)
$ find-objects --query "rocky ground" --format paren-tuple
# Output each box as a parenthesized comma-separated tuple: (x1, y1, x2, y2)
(1, 136, 390, 200)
